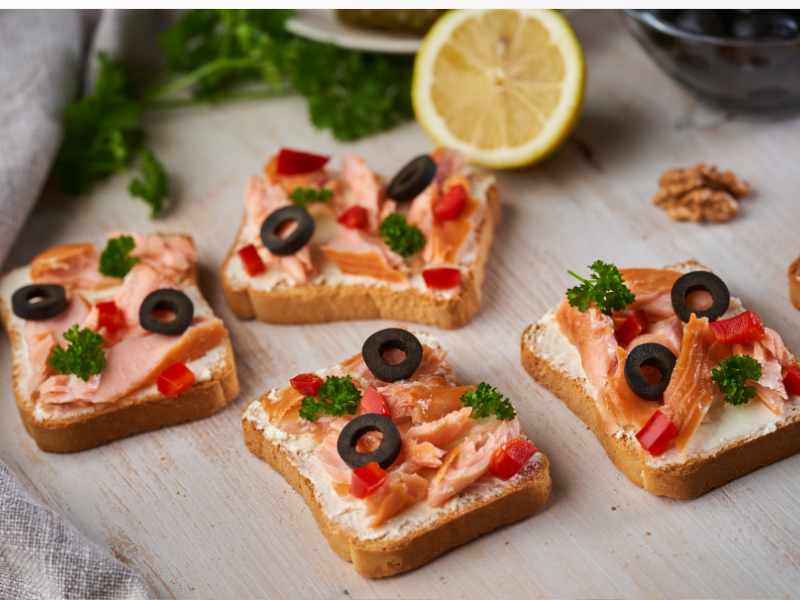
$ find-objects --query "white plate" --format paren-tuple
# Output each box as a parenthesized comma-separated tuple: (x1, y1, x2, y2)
(286, 10, 422, 54)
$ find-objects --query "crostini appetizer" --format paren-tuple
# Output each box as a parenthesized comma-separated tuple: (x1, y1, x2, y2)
(243, 328, 550, 577)
(0, 233, 239, 452)
(522, 259, 800, 499)
(222, 147, 499, 329)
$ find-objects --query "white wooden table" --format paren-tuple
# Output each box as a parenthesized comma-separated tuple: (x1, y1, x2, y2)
(2, 11, 799, 599)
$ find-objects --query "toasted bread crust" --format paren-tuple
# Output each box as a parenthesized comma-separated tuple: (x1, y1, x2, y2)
(221, 186, 500, 329)
(242, 411, 551, 578)
(521, 324, 800, 499)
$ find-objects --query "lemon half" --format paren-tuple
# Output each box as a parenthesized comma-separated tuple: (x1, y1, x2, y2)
(413, 9, 585, 168)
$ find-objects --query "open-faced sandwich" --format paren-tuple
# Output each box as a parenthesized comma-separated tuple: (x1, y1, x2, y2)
(522, 259, 800, 499)
(222, 147, 499, 329)
(243, 328, 550, 577)
(0, 233, 239, 453)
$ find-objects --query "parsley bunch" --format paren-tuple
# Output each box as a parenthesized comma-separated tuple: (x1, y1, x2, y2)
(290, 186, 333, 207)
(379, 214, 426, 257)
(712, 355, 762, 406)
(567, 260, 636, 315)
(99, 235, 140, 278)
(461, 383, 516, 420)
(48, 326, 107, 382)
(299, 375, 361, 421)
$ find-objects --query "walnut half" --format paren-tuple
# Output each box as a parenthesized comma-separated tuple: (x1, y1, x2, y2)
(652, 163, 751, 223)
(789, 257, 800, 310)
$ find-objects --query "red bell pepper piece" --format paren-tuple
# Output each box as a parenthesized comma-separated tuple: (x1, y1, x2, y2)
(276, 148, 330, 175)
(422, 267, 461, 290)
(96, 301, 126, 336)
(337, 205, 369, 230)
(361, 385, 391, 416)
(350, 462, 387, 499)
(237, 244, 266, 276)
(490, 438, 538, 481)
(434, 184, 468, 222)
(614, 310, 647, 348)
(783, 365, 800, 396)
(290, 373, 324, 396)
(157, 363, 196, 397)
(710, 310, 765, 345)
(636, 410, 678, 456)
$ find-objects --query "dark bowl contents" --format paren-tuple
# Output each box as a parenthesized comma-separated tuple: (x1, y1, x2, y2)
(623, 10, 800, 113)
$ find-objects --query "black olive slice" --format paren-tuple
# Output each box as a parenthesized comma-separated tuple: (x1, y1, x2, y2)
(362, 328, 423, 382)
(11, 284, 67, 321)
(139, 289, 194, 335)
(260, 205, 315, 257)
(386, 155, 437, 202)
(624, 343, 677, 401)
(670, 270, 730, 323)
(337, 414, 401, 470)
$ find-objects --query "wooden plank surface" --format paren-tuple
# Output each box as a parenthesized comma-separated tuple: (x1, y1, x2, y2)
(2, 11, 799, 598)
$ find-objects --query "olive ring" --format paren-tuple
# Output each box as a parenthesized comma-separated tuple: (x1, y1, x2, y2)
(260, 205, 315, 256)
(139, 289, 194, 335)
(362, 328, 423, 382)
(386, 155, 437, 203)
(671, 270, 730, 323)
(624, 343, 677, 401)
(12, 284, 67, 321)
(337, 414, 402, 470)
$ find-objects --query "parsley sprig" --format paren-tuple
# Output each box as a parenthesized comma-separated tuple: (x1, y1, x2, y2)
(712, 355, 762, 406)
(290, 186, 332, 208)
(379, 214, 426, 258)
(48, 326, 107, 382)
(299, 375, 361, 421)
(461, 383, 516, 420)
(129, 149, 170, 217)
(99, 235, 140, 278)
(567, 260, 636, 315)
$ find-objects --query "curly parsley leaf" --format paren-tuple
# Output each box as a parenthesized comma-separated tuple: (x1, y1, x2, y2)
(129, 149, 170, 217)
(290, 186, 332, 208)
(299, 375, 361, 421)
(461, 383, 516, 420)
(48, 326, 106, 382)
(712, 355, 762, 406)
(379, 214, 426, 258)
(567, 260, 636, 315)
(99, 235, 140, 278)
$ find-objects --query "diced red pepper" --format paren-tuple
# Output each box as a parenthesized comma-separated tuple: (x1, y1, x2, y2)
(614, 310, 647, 348)
(96, 301, 126, 336)
(238, 244, 266, 276)
(710, 310, 765, 345)
(490, 438, 538, 481)
(636, 410, 678, 456)
(350, 462, 387, 499)
(361, 385, 391, 416)
(434, 184, 468, 222)
(422, 267, 461, 290)
(276, 148, 330, 175)
(157, 363, 196, 397)
(290, 373, 323, 396)
(337, 205, 369, 230)
(783, 365, 800, 396)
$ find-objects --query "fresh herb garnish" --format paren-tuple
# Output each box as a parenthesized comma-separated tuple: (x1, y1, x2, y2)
(567, 260, 636, 315)
(290, 186, 333, 207)
(48, 326, 106, 382)
(712, 355, 762, 406)
(129, 149, 170, 217)
(379, 214, 425, 257)
(461, 383, 516, 420)
(99, 235, 140, 278)
(299, 375, 361, 421)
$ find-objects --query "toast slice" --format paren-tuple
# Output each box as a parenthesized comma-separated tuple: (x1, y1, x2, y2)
(222, 149, 499, 329)
(521, 260, 800, 499)
(242, 332, 550, 578)
(0, 233, 239, 453)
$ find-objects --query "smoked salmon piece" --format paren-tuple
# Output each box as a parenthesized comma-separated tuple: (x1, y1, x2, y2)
(380, 382, 472, 423)
(600, 347, 660, 431)
(406, 406, 474, 448)
(31, 243, 117, 290)
(622, 268, 682, 320)
(365, 471, 429, 527)
(555, 299, 618, 390)
(322, 228, 406, 283)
